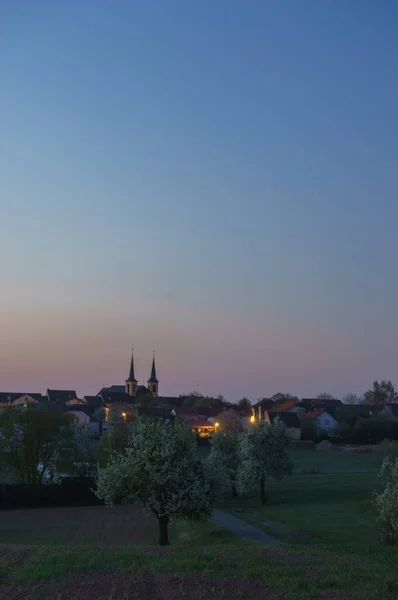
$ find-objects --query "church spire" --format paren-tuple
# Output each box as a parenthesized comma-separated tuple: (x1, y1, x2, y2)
(147, 353, 159, 397)
(125, 348, 138, 396)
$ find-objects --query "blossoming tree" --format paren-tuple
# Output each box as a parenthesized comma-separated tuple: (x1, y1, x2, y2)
(238, 421, 292, 504)
(95, 418, 226, 545)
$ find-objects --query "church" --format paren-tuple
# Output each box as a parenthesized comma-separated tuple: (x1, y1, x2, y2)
(125, 350, 159, 397)
(90, 349, 186, 422)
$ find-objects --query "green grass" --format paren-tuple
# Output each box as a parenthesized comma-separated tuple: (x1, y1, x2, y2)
(291, 447, 380, 474)
(2, 542, 398, 599)
(0, 504, 236, 547)
(219, 448, 382, 545)
(0, 448, 397, 599)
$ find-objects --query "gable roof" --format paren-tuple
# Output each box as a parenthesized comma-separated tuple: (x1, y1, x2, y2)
(269, 412, 301, 428)
(136, 385, 149, 394)
(47, 390, 78, 404)
(270, 399, 297, 413)
(0, 393, 46, 404)
(173, 406, 202, 420)
(65, 405, 95, 418)
(137, 406, 172, 419)
(83, 396, 105, 408)
(97, 385, 126, 396)
(100, 391, 136, 405)
(307, 408, 338, 421)
(253, 398, 274, 411)
(300, 398, 343, 408)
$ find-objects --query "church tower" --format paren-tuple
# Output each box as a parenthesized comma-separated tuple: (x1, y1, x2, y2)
(147, 354, 159, 397)
(125, 349, 138, 396)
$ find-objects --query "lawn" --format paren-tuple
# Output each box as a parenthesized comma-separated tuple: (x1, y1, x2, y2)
(222, 448, 381, 545)
(0, 448, 398, 599)
(0, 504, 236, 547)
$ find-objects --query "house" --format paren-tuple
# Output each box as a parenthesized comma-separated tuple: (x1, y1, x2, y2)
(83, 396, 105, 409)
(172, 406, 202, 424)
(268, 412, 301, 440)
(47, 389, 78, 404)
(189, 421, 216, 439)
(300, 398, 343, 410)
(0, 393, 47, 408)
(137, 406, 173, 421)
(308, 409, 339, 434)
(252, 399, 275, 421)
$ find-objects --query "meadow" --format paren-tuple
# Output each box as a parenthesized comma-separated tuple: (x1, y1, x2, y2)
(0, 448, 397, 600)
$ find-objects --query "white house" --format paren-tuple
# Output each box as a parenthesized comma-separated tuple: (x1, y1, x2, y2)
(311, 410, 339, 434)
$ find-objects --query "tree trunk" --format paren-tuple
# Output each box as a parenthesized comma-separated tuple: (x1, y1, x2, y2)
(232, 484, 238, 497)
(260, 475, 266, 504)
(158, 515, 170, 546)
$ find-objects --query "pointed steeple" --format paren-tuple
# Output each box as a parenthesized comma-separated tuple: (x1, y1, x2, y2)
(127, 348, 138, 383)
(148, 355, 158, 383)
(147, 353, 159, 397)
(125, 348, 138, 397)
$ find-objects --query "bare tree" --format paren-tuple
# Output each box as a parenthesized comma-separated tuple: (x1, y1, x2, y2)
(342, 393, 362, 405)
(316, 393, 334, 401)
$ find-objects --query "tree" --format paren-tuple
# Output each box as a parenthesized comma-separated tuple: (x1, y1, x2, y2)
(93, 407, 106, 436)
(56, 423, 100, 479)
(95, 419, 226, 545)
(0, 406, 75, 485)
(217, 409, 242, 434)
(364, 381, 398, 406)
(210, 431, 240, 496)
(182, 396, 197, 407)
(374, 457, 398, 545)
(236, 398, 252, 415)
(100, 408, 131, 462)
(237, 422, 292, 504)
(299, 416, 316, 441)
(270, 393, 295, 403)
(316, 393, 334, 401)
(342, 393, 363, 405)
(135, 392, 157, 409)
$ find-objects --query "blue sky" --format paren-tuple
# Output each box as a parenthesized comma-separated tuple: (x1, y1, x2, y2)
(1, 0, 397, 400)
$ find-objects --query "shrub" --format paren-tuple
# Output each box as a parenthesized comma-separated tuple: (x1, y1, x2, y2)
(374, 457, 398, 545)
(300, 416, 316, 441)
(354, 417, 392, 445)
(377, 440, 398, 464)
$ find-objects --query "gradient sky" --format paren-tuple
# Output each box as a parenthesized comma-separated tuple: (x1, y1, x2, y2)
(1, 1, 397, 401)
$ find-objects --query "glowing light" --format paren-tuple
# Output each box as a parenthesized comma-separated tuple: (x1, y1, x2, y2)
(250, 415, 255, 423)
(215, 422, 220, 428)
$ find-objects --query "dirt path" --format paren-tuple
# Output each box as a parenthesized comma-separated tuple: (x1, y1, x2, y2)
(213, 510, 281, 546)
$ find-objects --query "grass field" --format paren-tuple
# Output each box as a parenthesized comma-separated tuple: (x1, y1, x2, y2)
(1, 448, 398, 599)
(222, 448, 381, 545)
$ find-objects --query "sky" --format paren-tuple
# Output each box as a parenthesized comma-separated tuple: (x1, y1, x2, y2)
(1, 1, 397, 401)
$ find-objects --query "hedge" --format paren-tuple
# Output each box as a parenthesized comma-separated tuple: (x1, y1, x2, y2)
(0, 478, 103, 510)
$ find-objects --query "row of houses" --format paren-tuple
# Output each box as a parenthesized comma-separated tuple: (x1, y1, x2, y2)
(253, 396, 398, 438)
(0, 388, 241, 438)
